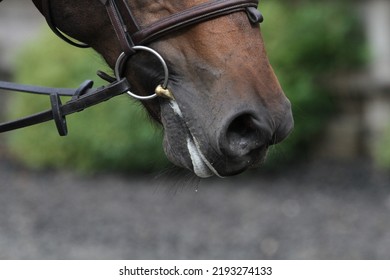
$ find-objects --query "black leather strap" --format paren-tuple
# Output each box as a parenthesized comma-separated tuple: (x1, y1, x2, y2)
(0, 81, 77, 96)
(0, 79, 131, 135)
(41, 0, 89, 48)
(131, 0, 261, 45)
(100, 0, 261, 53)
(101, 0, 136, 54)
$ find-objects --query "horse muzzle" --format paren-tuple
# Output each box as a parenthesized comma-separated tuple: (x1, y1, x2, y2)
(160, 96, 294, 178)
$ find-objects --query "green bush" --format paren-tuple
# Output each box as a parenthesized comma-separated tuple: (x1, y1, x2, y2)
(5, 32, 168, 173)
(375, 125, 390, 170)
(261, 0, 366, 165)
(5, 1, 366, 173)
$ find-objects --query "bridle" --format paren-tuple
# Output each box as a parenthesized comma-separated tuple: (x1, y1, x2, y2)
(0, 0, 263, 136)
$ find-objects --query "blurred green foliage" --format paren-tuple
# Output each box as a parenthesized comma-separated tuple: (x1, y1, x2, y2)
(375, 125, 390, 170)
(5, 0, 366, 173)
(5, 33, 168, 173)
(261, 0, 366, 165)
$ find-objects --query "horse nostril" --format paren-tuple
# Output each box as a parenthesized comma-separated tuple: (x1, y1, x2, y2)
(220, 114, 270, 158)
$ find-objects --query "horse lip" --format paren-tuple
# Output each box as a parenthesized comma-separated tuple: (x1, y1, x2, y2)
(188, 135, 267, 177)
(166, 99, 270, 178)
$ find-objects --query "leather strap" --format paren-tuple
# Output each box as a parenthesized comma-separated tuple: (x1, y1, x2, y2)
(101, 0, 135, 54)
(117, 0, 140, 35)
(0, 81, 76, 96)
(102, 0, 260, 52)
(132, 0, 260, 45)
(0, 79, 131, 135)
(41, 0, 89, 48)
(40, 0, 261, 50)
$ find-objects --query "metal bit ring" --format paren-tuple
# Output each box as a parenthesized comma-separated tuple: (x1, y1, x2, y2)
(114, 46, 170, 100)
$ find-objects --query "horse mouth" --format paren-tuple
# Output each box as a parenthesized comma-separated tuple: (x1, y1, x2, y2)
(186, 135, 267, 178)
(162, 100, 269, 178)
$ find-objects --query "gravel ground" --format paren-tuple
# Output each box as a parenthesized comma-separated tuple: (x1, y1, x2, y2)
(0, 156, 389, 260)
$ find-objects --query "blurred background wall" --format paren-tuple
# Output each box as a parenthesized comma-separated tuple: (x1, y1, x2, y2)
(0, 0, 42, 159)
(0, 1, 42, 73)
(317, 0, 390, 166)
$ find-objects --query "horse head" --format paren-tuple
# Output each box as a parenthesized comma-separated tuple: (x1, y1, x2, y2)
(32, 0, 293, 177)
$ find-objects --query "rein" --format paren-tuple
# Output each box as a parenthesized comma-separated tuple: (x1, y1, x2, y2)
(0, 0, 263, 136)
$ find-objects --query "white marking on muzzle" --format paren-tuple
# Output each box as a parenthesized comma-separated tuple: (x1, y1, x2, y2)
(169, 101, 222, 178)
(191, 136, 223, 178)
(169, 100, 183, 118)
(187, 137, 214, 178)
